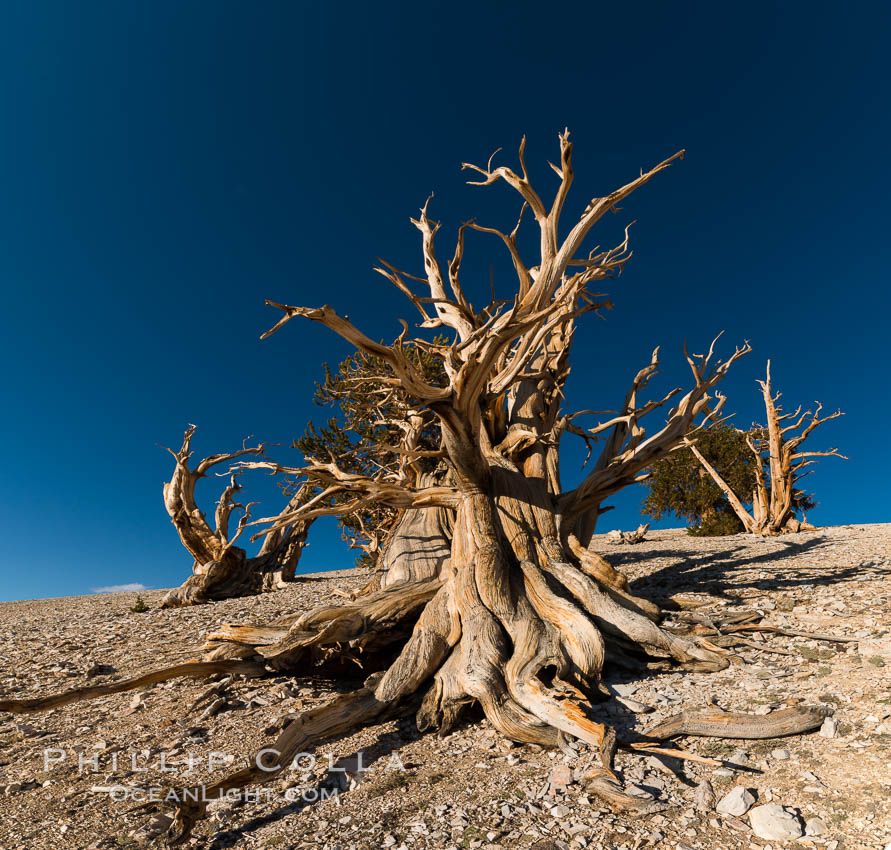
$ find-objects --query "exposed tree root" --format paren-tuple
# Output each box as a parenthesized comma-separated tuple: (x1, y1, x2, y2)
(0, 660, 265, 714)
(203, 576, 444, 673)
(152, 506, 738, 837)
(723, 623, 858, 643)
(584, 725, 668, 814)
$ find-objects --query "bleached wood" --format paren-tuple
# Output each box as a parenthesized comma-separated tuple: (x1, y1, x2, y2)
(160, 426, 312, 607)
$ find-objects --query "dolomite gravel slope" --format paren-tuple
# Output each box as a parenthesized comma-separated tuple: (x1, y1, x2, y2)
(0, 523, 889, 850)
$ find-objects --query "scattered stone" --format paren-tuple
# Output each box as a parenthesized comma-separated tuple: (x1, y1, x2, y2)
(129, 813, 173, 842)
(805, 817, 827, 836)
(645, 754, 676, 778)
(770, 748, 791, 760)
(748, 803, 804, 840)
(727, 749, 749, 766)
(819, 716, 838, 738)
(198, 696, 227, 720)
(548, 764, 573, 791)
(716, 786, 756, 817)
(692, 779, 716, 813)
(626, 783, 655, 799)
(615, 696, 653, 714)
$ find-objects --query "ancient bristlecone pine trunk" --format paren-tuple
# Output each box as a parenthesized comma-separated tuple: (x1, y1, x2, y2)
(688, 361, 845, 535)
(159, 426, 312, 607)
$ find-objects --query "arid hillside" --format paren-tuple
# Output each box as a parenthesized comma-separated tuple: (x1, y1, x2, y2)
(1, 524, 889, 850)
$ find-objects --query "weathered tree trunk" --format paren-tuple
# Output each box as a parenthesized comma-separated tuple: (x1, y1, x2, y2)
(377, 504, 453, 587)
(354, 469, 455, 595)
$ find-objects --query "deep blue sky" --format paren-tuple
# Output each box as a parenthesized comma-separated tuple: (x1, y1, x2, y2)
(1, 2, 888, 601)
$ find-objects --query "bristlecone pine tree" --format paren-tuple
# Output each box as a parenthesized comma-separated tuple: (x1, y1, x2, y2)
(687, 361, 845, 535)
(643, 423, 759, 535)
(3, 133, 832, 844)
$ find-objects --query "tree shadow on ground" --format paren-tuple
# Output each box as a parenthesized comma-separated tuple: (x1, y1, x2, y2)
(609, 535, 888, 599)
(204, 723, 416, 849)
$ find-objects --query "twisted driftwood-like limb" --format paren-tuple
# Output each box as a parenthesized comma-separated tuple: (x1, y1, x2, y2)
(645, 705, 829, 740)
(202, 576, 444, 673)
(582, 726, 671, 815)
(605, 522, 650, 544)
(0, 660, 265, 714)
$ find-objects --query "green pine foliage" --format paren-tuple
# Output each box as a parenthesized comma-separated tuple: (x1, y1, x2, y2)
(293, 340, 447, 567)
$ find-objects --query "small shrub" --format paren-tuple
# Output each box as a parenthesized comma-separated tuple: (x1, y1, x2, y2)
(130, 596, 149, 614)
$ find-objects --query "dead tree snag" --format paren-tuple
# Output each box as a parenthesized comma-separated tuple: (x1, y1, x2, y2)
(159, 426, 312, 607)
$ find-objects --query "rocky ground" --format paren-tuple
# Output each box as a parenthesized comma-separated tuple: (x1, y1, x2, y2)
(0, 523, 889, 850)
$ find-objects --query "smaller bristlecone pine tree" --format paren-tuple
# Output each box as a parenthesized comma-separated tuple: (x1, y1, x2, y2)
(687, 361, 845, 535)
(642, 422, 815, 536)
(159, 427, 313, 607)
(294, 340, 451, 591)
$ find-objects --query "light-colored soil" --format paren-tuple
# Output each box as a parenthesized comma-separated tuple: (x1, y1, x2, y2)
(1, 523, 889, 850)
